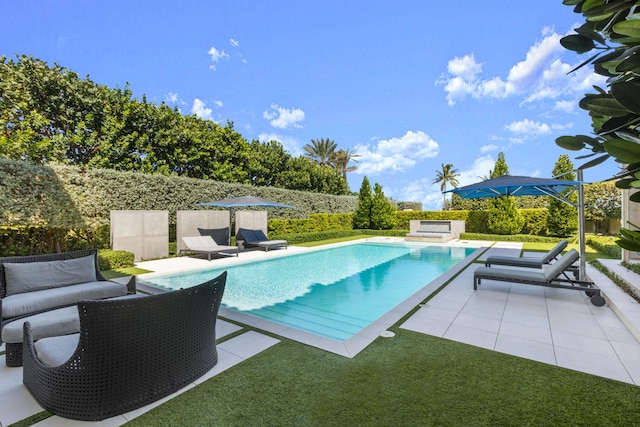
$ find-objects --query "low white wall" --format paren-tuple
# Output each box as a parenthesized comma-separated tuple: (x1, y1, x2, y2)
(110, 210, 169, 262)
(235, 211, 268, 236)
(176, 210, 230, 250)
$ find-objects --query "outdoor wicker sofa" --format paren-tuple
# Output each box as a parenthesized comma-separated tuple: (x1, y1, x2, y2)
(0, 249, 136, 352)
(23, 271, 227, 421)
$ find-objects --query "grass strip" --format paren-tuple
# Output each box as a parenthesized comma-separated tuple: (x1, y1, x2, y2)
(128, 331, 640, 426)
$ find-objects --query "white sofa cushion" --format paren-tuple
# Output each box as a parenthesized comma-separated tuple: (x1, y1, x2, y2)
(1, 281, 127, 319)
(4, 255, 97, 295)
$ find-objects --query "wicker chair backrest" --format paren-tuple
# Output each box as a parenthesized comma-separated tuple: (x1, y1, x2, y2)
(0, 249, 101, 298)
(23, 271, 227, 421)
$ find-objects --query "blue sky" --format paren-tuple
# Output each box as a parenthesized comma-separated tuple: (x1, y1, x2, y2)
(2, 1, 613, 209)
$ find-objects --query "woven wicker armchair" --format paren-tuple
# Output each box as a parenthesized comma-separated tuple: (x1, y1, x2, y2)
(23, 271, 227, 421)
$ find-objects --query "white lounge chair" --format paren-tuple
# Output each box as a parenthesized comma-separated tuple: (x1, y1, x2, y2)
(474, 249, 605, 306)
(484, 240, 568, 268)
(179, 236, 238, 260)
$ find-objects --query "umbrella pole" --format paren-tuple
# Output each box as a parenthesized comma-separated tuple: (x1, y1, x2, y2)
(577, 169, 587, 281)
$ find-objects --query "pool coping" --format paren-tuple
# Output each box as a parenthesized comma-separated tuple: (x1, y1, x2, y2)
(137, 237, 486, 357)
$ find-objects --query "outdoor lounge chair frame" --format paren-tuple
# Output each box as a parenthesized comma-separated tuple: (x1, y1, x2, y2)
(474, 249, 605, 306)
(178, 236, 238, 260)
(484, 240, 568, 269)
(236, 228, 287, 251)
(23, 272, 227, 421)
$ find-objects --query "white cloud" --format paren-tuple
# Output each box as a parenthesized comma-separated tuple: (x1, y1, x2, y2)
(257, 132, 303, 156)
(437, 27, 607, 107)
(207, 46, 229, 70)
(191, 98, 212, 120)
(230, 38, 239, 47)
(214, 99, 223, 108)
(263, 104, 305, 129)
(447, 53, 482, 81)
(554, 100, 575, 113)
(505, 119, 551, 136)
(354, 130, 439, 175)
(457, 155, 496, 186)
(165, 92, 179, 103)
(481, 144, 499, 153)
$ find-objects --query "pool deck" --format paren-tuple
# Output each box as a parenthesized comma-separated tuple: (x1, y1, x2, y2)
(1, 238, 639, 425)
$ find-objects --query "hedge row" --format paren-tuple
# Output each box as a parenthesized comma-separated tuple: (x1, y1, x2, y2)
(269, 229, 408, 245)
(0, 158, 358, 228)
(269, 209, 551, 236)
(586, 235, 622, 259)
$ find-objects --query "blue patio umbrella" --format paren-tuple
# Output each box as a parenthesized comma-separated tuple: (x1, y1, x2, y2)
(197, 195, 295, 209)
(445, 174, 587, 280)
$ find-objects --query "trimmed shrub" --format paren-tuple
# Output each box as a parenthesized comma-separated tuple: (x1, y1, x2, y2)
(587, 235, 622, 259)
(98, 249, 135, 270)
(520, 209, 548, 235)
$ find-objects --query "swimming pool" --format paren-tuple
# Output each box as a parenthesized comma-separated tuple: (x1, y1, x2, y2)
(139, 241, 476, 342)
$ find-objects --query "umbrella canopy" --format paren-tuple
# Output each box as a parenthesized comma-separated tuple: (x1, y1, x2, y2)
(197, 195, 295, 209)
(445, 174, 587, 281)
(445, 175, 581, 206)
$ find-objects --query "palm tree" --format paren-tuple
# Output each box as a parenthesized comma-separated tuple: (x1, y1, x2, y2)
(433, 163, 460, 209)
(331, 149, 360, 181)
(303, 138, 337, 166)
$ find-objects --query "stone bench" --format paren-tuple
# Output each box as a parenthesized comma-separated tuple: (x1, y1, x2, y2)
(405, 220, 465, 243)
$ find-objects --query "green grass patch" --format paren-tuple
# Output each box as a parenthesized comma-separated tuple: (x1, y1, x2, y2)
(295, 235, 372, 247)
(101, 267, 152, 280)
(129, 332, 640, 426)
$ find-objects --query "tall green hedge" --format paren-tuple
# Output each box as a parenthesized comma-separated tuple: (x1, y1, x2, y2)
(0, 158, 358, 228)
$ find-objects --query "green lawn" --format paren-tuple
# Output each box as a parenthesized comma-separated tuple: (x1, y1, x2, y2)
(130, 328, 640, 426)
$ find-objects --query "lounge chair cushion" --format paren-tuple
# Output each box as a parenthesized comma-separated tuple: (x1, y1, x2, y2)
(34, 333, 80, 367)
(198, 227, 230, 246)
(4, 255, 97, 296)
(543, 249, 579, 281)
(539, 240, 569, 263)
(1, 281, 128, 319)
(474, 266, 548, 283)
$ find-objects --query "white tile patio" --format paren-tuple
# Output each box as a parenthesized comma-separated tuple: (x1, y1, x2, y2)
(401, 243, 640, 385)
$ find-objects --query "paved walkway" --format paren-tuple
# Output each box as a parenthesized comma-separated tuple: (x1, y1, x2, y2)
(401, 242, 640, 384)
(1, 240, 639, 425)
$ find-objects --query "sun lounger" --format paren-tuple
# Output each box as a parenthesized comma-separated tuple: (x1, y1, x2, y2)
(179, 236, 238, 260)
(236, 228, 287, 251)
(474, 249, 605, 306)
(485, 240, 568, 268)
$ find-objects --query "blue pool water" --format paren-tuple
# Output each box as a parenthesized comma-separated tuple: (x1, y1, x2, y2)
(139, 242, 475, 341)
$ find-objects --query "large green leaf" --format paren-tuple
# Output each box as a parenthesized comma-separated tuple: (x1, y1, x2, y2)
(616, 178, 635, 188)
(586, 97, 630, 117)
(575, 24, 607, 44)
(611, 81, 640, 114)
(613, 20, 640, 38)
(556, 135, 586, 150)
(577, 154, 609, 169)
(616, 131, 640, 144)
(632, 191, 640, 202)
(600, 114, 640, 133)
(614, 49, 640, 73)
(603, 138, 640, 163)
(560, 34, 595, 53)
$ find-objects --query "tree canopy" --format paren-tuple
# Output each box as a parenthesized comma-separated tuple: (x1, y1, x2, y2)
(0, 55, 349, 195)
